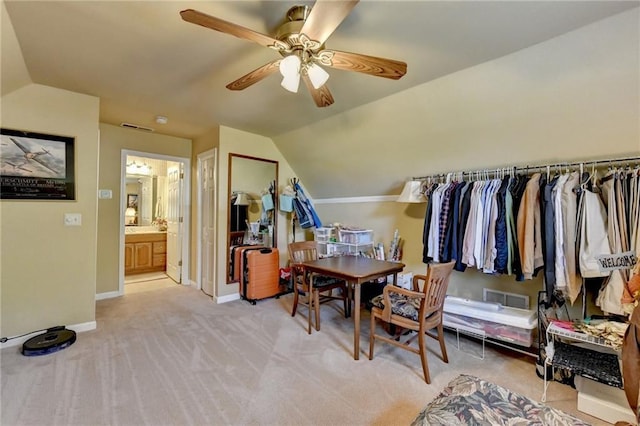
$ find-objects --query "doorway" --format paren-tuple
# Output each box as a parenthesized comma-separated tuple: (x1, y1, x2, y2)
(119, 150, 191, 296)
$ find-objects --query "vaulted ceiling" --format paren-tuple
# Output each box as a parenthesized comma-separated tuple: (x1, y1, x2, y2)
(3, 1, 637, 140)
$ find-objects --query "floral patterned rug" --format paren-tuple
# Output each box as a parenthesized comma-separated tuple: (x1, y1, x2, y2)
(411, 374, 590, 426)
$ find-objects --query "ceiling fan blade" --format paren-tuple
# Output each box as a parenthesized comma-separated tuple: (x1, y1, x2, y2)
(302, 74, 334, 108)
(226, 60, 282, 91)
(300, 0, 359, 45)
(321, 50, 407, 80)
(180, 9, 288, 51)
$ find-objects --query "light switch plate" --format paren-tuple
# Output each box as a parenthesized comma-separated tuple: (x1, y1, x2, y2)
(64, 213, 82, 226)
(98, 189, 112, 199)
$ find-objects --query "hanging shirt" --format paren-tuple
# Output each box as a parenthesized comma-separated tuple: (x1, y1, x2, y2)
(455, 182, 473, 272)
(422, 183, 438, 263)
(552, 174, 569, 291)
(473, 180, 491, 268)
(543, 175, 559, 293)
(494, 176, 511, 274)
(462, 181, 483, 267)
(444, 181, 466, 263)
(438, 182, 456, 260)
(482, 179, 501, 274)
(559, 172, 581, 304)
(427, 183, 447, 262)
(517, 173, 543, 280)
(510, 175, 529, 281)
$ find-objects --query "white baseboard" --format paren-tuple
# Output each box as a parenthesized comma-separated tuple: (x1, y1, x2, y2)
(1, 321, 97, 349)
(215, 293, 240, 304)
(96, 290, 121, 300)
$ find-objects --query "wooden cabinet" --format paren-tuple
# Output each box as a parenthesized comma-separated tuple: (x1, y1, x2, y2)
(125, 232, 167, 275)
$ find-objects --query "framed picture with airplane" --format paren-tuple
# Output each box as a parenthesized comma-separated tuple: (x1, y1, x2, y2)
(0, 128, 75, 200)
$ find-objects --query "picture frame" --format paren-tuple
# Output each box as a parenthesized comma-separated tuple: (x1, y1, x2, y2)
(127, 193, 138, 209)
(0, 128, 75, 200)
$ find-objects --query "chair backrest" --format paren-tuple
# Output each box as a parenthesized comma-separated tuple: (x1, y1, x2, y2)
(421, 261, 456, 320)
(230, 231, 245, 246)
(287, 241, 319, 265)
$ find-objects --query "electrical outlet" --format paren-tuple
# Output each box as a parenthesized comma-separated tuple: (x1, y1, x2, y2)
(64, 213, 82, 226)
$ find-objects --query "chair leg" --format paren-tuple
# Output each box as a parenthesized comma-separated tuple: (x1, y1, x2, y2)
(369, 313, 376, 360)
(307, 291, 313, 335)
(418, 329, 431, 384)
(314, 290, 321, 331)
(437, 324, 448, 363)
(291, 288, 299, 317)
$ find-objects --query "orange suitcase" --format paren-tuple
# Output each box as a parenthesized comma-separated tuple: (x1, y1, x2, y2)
(241, 248, 280, 304)
(232, 245, 261, 282)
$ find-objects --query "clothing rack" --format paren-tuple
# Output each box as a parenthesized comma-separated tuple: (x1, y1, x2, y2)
(412, 155, 640, 182)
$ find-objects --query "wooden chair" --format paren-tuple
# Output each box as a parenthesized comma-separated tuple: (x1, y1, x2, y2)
(230, 231, 245, 246)
(369, 261, 455, 383)
(288, 241, 350, 334)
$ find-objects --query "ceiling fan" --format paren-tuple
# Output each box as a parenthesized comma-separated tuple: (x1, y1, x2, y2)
(180, 0, 407, 108)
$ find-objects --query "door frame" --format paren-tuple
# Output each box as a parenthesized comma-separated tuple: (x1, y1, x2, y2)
(119, 149, 191, 295)
(196, 148, 217, 296)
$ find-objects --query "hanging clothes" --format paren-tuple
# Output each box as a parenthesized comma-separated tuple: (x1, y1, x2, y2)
(517, 173, 544, 280)
(552, 173, 570, 291)
(454, 182, 473, 272)
(542, 175, 560, 295)
(422, 183, 439, 263)
(494, 176, 511, 274)
(418, 159, 639, 316)
(561, 172, 581, 304)
(461, 181, 483, 267)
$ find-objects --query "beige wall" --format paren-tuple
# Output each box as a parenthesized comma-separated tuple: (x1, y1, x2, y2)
(96, 123, 191, 295)
(216, 126, 298, 299)
(285, 9, 640, 311)
(1, 84, 100, 337)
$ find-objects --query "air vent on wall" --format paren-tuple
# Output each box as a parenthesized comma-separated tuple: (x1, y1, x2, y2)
(120, 123, 155, 132)
(483, 289, 529, 310)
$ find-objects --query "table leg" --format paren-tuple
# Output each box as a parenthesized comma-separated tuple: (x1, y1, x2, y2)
(353, 282, 360, 360)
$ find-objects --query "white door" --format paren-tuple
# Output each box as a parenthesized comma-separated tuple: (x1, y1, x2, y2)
(200, 151, 216, 296)
(166, 163, 182, 283)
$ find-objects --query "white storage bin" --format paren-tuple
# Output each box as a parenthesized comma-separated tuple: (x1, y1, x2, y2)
(317, 242, 348, 257)
(314, 227, 336, 243)
(338, 229, 373, 244)
(443, 296, 537, 347)
(340, 242, 374, 256)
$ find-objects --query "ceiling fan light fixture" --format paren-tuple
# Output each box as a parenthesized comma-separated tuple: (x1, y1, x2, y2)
(281, 74, 300, 93)
(307, 63, 329, 89)
(279, 54, 301, 78)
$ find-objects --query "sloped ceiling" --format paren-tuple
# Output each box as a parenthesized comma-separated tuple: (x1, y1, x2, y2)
(3, 1, 637, 139)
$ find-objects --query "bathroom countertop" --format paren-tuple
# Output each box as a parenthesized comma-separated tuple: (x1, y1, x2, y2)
(125, 226, 166, 234)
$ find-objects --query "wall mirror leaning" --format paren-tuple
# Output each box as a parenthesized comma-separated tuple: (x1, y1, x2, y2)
(227, 153, 278, 284)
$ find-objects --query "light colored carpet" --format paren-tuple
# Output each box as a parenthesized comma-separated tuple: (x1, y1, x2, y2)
(1, 284, 609, 425)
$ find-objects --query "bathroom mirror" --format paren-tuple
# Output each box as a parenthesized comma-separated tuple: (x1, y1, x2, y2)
(227, 153, 278, 284)
(124, 156, 170, 228)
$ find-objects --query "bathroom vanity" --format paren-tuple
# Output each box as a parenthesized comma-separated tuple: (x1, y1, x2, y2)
(124, 230, 167, 275)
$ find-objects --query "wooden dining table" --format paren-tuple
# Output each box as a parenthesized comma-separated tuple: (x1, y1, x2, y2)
(301, 256, 405, 360)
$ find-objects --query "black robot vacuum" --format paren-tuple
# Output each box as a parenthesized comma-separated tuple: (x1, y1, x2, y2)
(21, 326, 76, 356)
